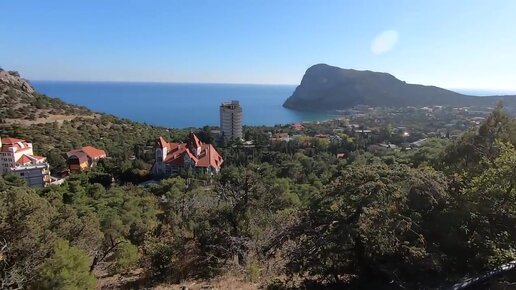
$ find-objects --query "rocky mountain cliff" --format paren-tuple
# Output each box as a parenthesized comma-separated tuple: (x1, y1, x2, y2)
(0, 70, 35, 94)
(0, 68, 93, 124)
(283, 64, 516, 111)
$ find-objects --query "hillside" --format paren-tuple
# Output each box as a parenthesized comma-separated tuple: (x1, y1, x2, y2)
(0, 69, 180, 174)
(0, 69, 97, 124)
(283, 64, 516, 112)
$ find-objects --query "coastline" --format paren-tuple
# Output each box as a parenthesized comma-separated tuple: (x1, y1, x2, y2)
(31, 81, 332, 128)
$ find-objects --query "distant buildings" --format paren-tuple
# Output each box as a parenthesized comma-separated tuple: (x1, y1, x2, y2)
(291, 123, 305, 130)
(65, 146, 107, 173)
(271, 132, 290, 143)
(0, 137, 51, 187)
(152, 133, 223, 177)
(220, 100, 243, 140)
(409, 138, 429, 148)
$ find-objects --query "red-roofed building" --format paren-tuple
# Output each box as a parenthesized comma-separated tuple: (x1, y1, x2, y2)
(152, 133, 223, 176)
(0, 136, 51, 187)
(291, 123, 305, 130)
(65, 146, 107, 172)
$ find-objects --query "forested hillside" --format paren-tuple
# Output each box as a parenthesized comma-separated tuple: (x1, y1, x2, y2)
(1, 70, 516, 289)
(0, 70, 184, 180)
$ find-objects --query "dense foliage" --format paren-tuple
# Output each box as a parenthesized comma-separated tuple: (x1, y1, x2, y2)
(34, 239, 95, 290)
(0, 115, 183, 179)
(1, 84, 516, 289)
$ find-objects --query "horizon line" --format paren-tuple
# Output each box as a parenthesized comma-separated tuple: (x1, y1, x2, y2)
(29, 78, 298, 87)
(28, 79, 516, 94)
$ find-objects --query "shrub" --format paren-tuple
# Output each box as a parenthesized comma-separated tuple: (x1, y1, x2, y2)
(33, 239, 95, 290)
(110, 241, 139, 274)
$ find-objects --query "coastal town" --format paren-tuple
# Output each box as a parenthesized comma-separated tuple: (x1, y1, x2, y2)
(3, 1, 516, 288)
(1, 64, 513, 290)
(1, 97, 494, 188)
(1, 67, 514, 290)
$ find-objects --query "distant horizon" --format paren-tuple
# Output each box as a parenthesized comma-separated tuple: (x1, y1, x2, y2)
(29, 78, 297, 87)
(29, 79, 516, 96)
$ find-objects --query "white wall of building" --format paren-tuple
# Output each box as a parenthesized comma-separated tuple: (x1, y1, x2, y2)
(220, 100, 243, 140)
(0, 138, 50, 187)
(11, 164, 50, 188)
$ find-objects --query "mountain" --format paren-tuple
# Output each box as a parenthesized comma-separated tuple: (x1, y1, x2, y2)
(0, 70, 34, 94)
(283, 64, 516, 112)
(0, 68, 94, 124)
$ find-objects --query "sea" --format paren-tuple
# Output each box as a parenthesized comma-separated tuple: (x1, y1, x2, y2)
(31, 81, 516, 129)
(31, 81, 331, 128)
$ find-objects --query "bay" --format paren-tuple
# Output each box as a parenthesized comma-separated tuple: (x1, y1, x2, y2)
(31, 81, 330, 128)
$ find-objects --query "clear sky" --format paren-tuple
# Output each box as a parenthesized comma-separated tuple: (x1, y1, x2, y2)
(2, 0, 516, 90)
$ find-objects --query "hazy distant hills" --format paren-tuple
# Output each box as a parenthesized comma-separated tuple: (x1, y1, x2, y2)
(283, 64, 516, 112)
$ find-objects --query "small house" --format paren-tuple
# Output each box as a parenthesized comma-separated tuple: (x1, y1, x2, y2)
(65, 146, 107, 172)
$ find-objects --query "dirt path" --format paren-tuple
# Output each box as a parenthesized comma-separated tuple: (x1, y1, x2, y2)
(2, 114, 99, 125)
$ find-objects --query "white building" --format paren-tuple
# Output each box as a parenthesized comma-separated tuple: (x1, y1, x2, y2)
(220, 100, 243, 140)
(0, 137, 51, 187)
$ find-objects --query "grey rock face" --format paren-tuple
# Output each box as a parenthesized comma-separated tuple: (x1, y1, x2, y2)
(0, 70, 35, 94)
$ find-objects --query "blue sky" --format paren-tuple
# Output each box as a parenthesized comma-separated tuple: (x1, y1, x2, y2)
(2, 1, 516, 90)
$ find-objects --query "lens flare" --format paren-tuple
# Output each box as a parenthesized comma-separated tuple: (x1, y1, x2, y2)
(371, 30, 399, 55)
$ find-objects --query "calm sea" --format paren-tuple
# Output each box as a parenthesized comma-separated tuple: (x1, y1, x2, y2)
(31, 81, 330, 128)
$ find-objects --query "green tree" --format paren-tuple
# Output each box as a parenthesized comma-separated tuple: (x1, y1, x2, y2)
(34, 239, 95, 290)
(0, 186, 56, 288)
(442, 104, 516, 174)
(2, 172, 26, 186)
(110, 241, 139, 274)
(459, 141, 516, 269)
(274, 164, 450, 288)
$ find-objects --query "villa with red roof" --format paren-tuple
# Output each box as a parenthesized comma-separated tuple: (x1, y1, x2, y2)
(0, 137, 51, 187)
(291, 123, 305, 130)
(152, 133, 223, 176)
(65, 146, 107, 172)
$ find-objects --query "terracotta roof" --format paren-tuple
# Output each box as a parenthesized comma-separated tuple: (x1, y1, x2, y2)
(291, 123, 305, 129)
(157, 137, 168, 149)
(16, 155, 32, 165)
(68, 152, 88, 163)
(1, 137, 32, 153)
(165, 153, 185, 166)
(81, 146, 106, 159)
(185, 149, 199, 163)
(157, 134, 223, 171)
(190, 132, 202, 149)
(168, 142, 183, 152)
(1, 137, 26, 144)
(66, 146, 106, 159)
(164, 144, 199, 166)
(196, 144, 223, 170)
(1, 146, 32, 153)
(15, 154, 46, 166)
